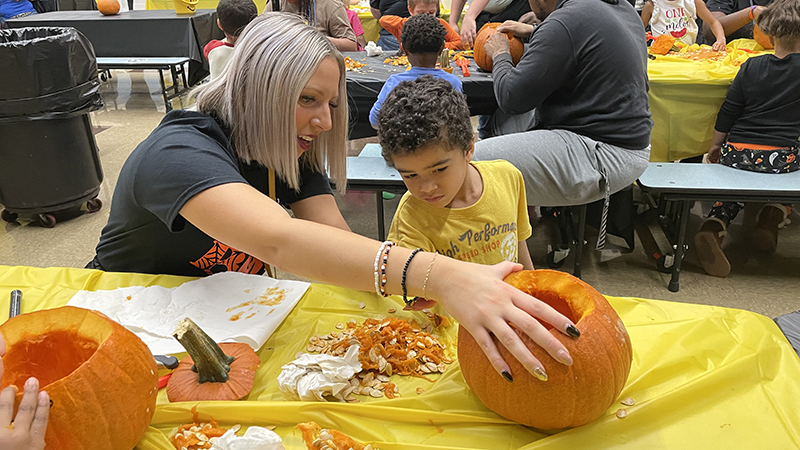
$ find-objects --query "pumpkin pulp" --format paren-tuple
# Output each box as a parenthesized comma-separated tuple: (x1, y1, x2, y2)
(2, 329, 101, 389)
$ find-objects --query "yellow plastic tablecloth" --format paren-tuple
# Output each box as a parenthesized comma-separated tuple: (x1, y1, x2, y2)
(2, 264, 799, 449)
(647, 39, 773, 162)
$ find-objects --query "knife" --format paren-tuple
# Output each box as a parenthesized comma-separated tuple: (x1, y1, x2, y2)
(154, 354, 179, 370)
(9, 290, 21, 318)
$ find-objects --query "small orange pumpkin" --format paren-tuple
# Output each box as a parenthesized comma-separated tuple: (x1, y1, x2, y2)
(473, 22, 524, 72)
(97, 0, 120, 15)
(458, 270, 633, 430)
(753, 24, 774, 50)
(166, 318, 260, 402)
(0, 306, 159, 449)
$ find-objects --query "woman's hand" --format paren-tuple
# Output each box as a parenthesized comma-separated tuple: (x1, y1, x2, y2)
(497, 20, 535, 39)
(484, 32, 511, 60)
(460, 17, 478, 48)
(0, 378, 49, 450)
(429, 260, 577, 382)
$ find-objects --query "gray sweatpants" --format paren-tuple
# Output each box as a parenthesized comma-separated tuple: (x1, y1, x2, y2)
(474, 129, 650, 207)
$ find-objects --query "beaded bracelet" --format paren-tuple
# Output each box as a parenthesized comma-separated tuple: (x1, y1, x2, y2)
(378, 242, 396, 297)
(373, 241, 393, 296)
(421, 253, 438, 300)
(401, 248, 423, 305)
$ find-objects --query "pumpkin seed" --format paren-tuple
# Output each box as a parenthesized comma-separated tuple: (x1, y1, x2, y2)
(359, 302, 366, 309)
(388, 308, 396, 314)
(621, 397, 635, 406)
(615, 408, 628, 419)
(416, 387, 425, 395)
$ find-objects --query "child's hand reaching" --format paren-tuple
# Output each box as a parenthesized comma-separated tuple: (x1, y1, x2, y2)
(707, 145, 722, 163)
(0, 336, 50, 450)
(712, 37, 727, 52)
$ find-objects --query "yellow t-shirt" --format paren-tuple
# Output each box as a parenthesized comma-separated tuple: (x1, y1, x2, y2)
(388, 160, 532, 265)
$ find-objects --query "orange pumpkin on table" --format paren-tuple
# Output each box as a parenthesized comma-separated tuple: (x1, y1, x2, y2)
(458, 270, 633, 430)
(0, 306, 159, 450)
(97, 0, 120, 15)
(473, 22, 524, 72)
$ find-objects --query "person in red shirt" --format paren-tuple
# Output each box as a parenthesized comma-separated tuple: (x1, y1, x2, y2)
(379, 0, 464, 50)
(203, 0, 258, 79)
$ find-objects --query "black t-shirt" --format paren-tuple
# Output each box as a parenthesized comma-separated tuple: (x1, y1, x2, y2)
(95, 110, 333, 277)
(715, 53, 800, 148)
(705, 0, 773, 41)
(370, 0, 409, 36)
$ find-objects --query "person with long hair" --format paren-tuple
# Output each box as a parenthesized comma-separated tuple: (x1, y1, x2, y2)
(90, 12, 580, 384)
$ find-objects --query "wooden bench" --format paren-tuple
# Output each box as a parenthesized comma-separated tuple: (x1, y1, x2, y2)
(637, 162, 800, 292)
(95, 57, 190, 112)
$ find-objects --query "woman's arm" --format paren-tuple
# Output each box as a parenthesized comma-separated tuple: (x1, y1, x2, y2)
(290, 194, 351, 231)
(448, 0, 468, 33)
(181, 182, 578, 380)
(695, 0, 726, 51)
(703, 6, 763, 41)
(460, 0, 491, 47)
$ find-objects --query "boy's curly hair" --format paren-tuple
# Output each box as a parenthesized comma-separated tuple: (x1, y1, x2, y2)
(218, 0, 258, 37)
(378, 75, 472, 163)
(757, 0, 800, 47)
(401, 13, 447, 54)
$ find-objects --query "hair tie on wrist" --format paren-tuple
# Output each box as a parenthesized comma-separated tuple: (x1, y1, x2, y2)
(749, 5, 756, 20)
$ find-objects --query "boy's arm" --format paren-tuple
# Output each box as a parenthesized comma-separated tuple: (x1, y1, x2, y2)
(695, 0, 726, 51)
(442, 19, 464, 50)
(518, 241, 534, 270)
(370, 81, 393, 128)
(640, 0, 653, 28)
(379, 15, 405, 42)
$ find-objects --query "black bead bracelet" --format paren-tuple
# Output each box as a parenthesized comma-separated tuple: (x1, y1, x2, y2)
(401, 248, 423, 306)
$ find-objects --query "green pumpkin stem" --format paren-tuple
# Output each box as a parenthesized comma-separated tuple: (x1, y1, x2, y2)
(173, 318, 236, 384)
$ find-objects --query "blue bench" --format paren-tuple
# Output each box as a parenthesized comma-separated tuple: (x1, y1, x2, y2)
(638, 162, 800, 292)
(95, 57, 190, 112)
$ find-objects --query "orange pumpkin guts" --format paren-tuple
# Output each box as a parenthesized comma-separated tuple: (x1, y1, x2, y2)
(0, 306, 159, 450)
(473, 23, 524, 72)
(458, 270, 633, 430)
(166, 318, 260, 402)
(97, 0, 120, 15)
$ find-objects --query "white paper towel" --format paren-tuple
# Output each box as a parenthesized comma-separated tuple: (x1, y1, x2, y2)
(277, 345, 363, 402)
(67, 272, 309, 356)
(210, 426, 285, 450)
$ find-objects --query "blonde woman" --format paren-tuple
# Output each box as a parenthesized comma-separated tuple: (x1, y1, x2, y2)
(91, 13, 579, 383)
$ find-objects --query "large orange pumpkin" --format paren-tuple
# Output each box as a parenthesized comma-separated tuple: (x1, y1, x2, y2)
(97, 0, 120, 15)
(458, 270, 633, 430)
(753, 24, 774, 50)
(473, 22, 524, 72)
(0, 306, 159, 449)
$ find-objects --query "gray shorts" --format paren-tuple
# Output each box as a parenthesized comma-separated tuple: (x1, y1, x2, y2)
(474, 129, 650, 207)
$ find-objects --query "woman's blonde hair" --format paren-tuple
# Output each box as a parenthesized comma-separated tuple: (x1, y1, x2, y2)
(194, 12, 348, 193)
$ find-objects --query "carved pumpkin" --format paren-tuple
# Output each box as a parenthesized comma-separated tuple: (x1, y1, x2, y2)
(0, 306, 159, 449)
(166, 318, 260, 402)
(473, 22, 524, 72)
(458, 270, 633, 430)
(97, 0, 120, 15)
(753, 24, 774, 50)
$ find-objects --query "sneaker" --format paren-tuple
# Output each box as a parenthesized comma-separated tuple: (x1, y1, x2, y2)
(694, 219, 730, 277)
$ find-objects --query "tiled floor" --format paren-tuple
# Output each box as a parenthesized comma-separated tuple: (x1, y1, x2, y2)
(1, 70, 798, 320)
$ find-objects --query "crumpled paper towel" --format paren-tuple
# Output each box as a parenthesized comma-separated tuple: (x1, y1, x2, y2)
(278, 345, 363, 401)
(210, 426, 285, 450)
(365, 41, 383, 57)
(67, 272, 309, 355)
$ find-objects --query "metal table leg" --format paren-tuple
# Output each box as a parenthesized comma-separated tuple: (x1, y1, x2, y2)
(157, 68, 171, 112)
(376, 191, 386, 241)
(574, 203, 587, 279)
(669, 200, 691, 292)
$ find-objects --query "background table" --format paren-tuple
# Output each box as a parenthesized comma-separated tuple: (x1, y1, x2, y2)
(345, 52, 496, 139)
(2, 264, 800, 449)
(6, 10, 223, 85)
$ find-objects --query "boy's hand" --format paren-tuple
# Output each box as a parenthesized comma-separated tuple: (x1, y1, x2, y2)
(497, 20, 535, 39)
(0, 378, 49, 450)
(712, 38, 726, 52)
(707, 145, 721, 163)
(484, 32, 511, 60)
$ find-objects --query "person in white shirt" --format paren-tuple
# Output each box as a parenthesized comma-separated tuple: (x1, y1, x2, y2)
(203, 0, 258, 80)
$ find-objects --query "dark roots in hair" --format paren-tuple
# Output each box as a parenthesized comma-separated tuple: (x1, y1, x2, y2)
(401, 13, 447, 54)
(757, 0, 800, 47)
(378, 75, 472, 163)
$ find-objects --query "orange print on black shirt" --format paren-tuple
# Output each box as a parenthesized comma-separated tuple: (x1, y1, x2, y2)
(190, 241, 266, 275)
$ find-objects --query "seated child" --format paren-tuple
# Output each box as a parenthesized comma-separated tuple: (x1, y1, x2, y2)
(369, 13, 463, 128)
(379, 0, 463, 50)
(203, 0, 257, 80)
(641, 0, 727, 50)
(379, 75, 534, 270)
(344, 0, 367, 51)
(693, 0, 800, 278)
(0, 0, 36, 25)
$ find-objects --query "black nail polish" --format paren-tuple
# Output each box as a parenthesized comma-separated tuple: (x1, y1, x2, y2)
(501, 370, 514, 383)
(566, 325, 581, 338)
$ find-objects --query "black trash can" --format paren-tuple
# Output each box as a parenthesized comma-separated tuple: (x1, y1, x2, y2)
(0, 27, 104, 227)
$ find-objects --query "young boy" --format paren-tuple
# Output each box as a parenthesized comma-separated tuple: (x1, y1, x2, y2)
(203, 0, 258, 79)
(693, 0, 800, 277)
(379, 75, 534, 269)
(379, 0, 463, 50)
(369, 13, 463, 128)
